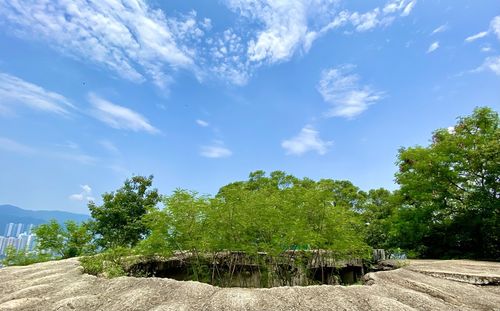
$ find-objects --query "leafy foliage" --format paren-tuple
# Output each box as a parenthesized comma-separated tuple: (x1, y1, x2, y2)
(359, 188, 400, 250)
(395, 107, 499, 259)
(140, 171, 371, 259)
(0, 246, 50, 266)
(88, 175, 160, 249)
(32, 219, 65, 257)
(33, 220, 94, 259)
(79, 247, 133, 277)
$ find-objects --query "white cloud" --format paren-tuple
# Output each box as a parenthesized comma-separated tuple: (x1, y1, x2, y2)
(223, 0, 416, 66)
(81, 184, 92, 194)
(477, 56, 500, 75)
(69, 193, 84, 201)
(200, 142, 232, 158)
(282, 126, 332, 156)
(196, 119, 209, 127)
(383, 0, 405, 14)
(447, 126, 455, 134)
(481, 45, 493, 53)
(0, 72, 74, 115)
(463, 16, 500, 56)
(317, 65, 383, 118)
(0, 1, 418, 87)
(69, 184, 94, 202)
(0, 0, 200, 89)
(207, 28, 251, 85)
(431, 24, 448, 35)
(0, 137, 36, 154)
(427, 41, 440, 53)
(491, 16, 500, 41)
(465, 31, 488, 43)
(467, 16, 500, 76)
(89, 93, 159, 134)
(401, 0, 417, 17)
(339, 1, 416, 33)
(225, 0, 335, 63)
(349, 9, 380, 32)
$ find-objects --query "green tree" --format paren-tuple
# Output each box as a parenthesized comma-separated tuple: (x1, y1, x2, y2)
(138, 171, 370, 259)
(138, 189, 210, 255)
(33, 220, 94, 259)
(88, 175, 160, 249)
(64, 221, 95, 258)
(0, 246, 49, 266)
(396, 107, 499, 259)
(360, 188, 399, 250)
(33, 219, 65, 257)
(206, 171, 369, 257)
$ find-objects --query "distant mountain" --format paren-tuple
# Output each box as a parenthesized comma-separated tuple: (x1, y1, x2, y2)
(0, 204, 89, 233)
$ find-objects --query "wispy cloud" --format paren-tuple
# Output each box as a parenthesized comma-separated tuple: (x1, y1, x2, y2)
(223, 0, 417, 67)
(206, 28, 251, 85)
(0, 1, 418, 87)
(491, 16, 500, 41)
(317, 65, 383, 118)
(476, 56, 500, 76)
(69, 184, 94, 202)
(89, 93, 159, 134)
(200, 141, 232, 158)
(471, 16, 500, 76)
(400, 0, 417, 17)
(60, 141, 79, 150)
(0, 0, 203, 89)
(282, 126, 332, 156)
(0, 137, 36, 154)
(225, 0, 334, 64)
(99, 140, 120, 155)
(465, 31, 488, 43)
(196, 119, 209, 127)
(427, 41, 440, 53)
(0, 72, 74, 115)
(53, 152, 97, 165)
(464, 16, 499, 43)
(431, 24, 449, 35)
(349, 9, 382, 32)
(0, 136, 97, 164)
(481, 45, 493, 53)
(313, 0, 418, 44)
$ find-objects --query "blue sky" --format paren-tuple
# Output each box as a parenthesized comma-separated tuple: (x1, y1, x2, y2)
(0, 0, 499, 214)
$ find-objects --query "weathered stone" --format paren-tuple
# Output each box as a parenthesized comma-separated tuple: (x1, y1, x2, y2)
(0, 258, 499, 310)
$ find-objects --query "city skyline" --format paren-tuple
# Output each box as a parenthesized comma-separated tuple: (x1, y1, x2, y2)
(0, 223, 37, 257)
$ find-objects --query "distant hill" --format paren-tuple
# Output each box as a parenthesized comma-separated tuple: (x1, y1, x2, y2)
(0, 204, 89, 233)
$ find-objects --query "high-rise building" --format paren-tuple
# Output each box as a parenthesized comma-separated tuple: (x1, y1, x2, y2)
(15, 223, 24, 238)
(6, 237, 17, 249)
(26, 234, 36, 251)
(18, 233, 29, 251)
(26, 224, 34, 234)
(4, 223, 14, 237)
(0, 223, 38, 256)
(0, 236, 7, 255)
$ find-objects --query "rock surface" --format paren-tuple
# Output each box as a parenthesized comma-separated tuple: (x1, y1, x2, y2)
(0, 258, 499, 310)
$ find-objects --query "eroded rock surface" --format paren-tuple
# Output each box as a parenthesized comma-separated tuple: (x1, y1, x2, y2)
(0, 259, 499, 311)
